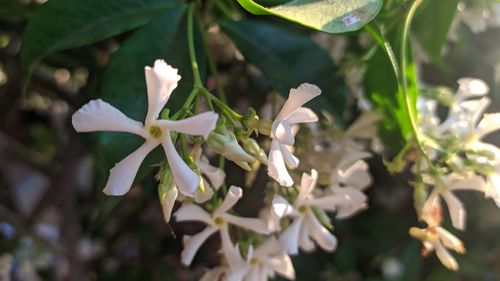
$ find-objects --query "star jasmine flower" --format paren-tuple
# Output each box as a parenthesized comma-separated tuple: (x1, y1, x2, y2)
(72, 60, 219, 196)
(422, 175, 486, 230)
(327, 185, 368, 219)
(268, 83, 321, 186)
(409, 223, 465, 271)
(224, 238, 295, 281)
(272, 170, 338, 254)
(173, 186, 270, 266)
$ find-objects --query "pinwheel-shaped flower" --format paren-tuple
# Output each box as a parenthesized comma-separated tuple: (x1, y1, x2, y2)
(268, 83, 321, 186)
(72, 60, 218, 196)
(174, 186, 269, 266)
(224, 237, 295, 281)
(272, 170, 337, 254)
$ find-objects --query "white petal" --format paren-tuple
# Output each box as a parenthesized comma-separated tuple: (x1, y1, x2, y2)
(457, 78, 489, 99)
(161, 135, 200, 196)
(271, 196, 297, 218)
(296, 170, 318, 206)
(223, 214, 270, 234)
(181, 227, 217, 266)
(215, 186, 243, 214)
(280, 144, 299, 169)
(268, 254, 295, 279)
(272, 119, 295, 145)
(336, 150, 371, 171)
(174, 203, 211, 224)
(477, 113, 500, 139)
(339, 160, 372, 190)
(102, 141, 157, 196)
(298, 223, 315, 252)
(306, 212, 337, 252)
(278, 83, 321, 119)
(286, 107, 318, 124)
(72, 99, 144, 136)
(434, 242, 459, 271)
(279, 217, 304, 255)
(199, 155, 226, 189)
(436, 227, 465, 253)
(157, 112, 218, 138)
(268, 140, 294, 187)
(220, 224, 241, 269)
(448, 176, 486, 192)
(144, 60, 181, 125)
(441, 191, 466, 231)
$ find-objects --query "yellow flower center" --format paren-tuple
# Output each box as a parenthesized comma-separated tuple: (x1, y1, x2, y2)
(250, 257, 259, 266)
(298, 205, 308, 214)
(149, 125, 163, 139)
(213, 217, 224, 225)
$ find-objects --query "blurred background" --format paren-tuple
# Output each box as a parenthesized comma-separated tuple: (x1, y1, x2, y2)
(1, 0, 500, 280)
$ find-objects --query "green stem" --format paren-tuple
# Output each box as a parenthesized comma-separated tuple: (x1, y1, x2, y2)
(188, 4, 203, 88)
(400, 0, 427, 156)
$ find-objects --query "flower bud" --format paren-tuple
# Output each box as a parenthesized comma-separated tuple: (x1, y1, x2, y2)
(241, 137, 268, 164)
(413, 181, 427, 218)
(207, 131, 255, 163)
(258, 120, 272, 136)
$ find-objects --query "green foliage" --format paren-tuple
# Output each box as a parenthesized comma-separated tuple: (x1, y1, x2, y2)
(235, 0, 383, 33)
(413, 0, 460, 65)
(220, 19, 347, 121)
(20, 0, 178, 83)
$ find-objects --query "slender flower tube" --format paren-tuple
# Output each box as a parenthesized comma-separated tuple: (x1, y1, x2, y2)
(72, 60, 218, 196)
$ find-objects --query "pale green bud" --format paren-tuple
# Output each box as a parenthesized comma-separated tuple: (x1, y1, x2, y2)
(207, 131, 255, 163)
(241, 137, 268, 164)
(413, 181, 427, 219)
(258, 120, 272, 136)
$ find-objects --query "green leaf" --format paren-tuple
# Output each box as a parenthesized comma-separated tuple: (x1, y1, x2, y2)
(413, 0, 459, 65)
(235, 0, 382, 33)
(220, 19, 347, 121)
(97, 7, 206, 182)
(20, 0, 178, 81)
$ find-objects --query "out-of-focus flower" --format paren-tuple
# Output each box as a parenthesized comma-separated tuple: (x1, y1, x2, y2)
(268, 83, 321, 186)
(224, 238, 295, 281)
(72, 60, 218, 196)
(421, 175, 486, 230)
(410, 202, 465, 271)
(272, 170, 337, 254)
(174, 186, 269, 266)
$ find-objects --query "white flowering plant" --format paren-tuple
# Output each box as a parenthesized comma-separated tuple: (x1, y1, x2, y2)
(1, 0, 500, 280)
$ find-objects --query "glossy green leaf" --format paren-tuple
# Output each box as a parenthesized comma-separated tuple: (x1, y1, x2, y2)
(220, 19, 347, 121)
(413, 0, 459, 65)
(235, 0, 383, 33)
(97, 6, 206, 180)
(20, 0, 178, 81)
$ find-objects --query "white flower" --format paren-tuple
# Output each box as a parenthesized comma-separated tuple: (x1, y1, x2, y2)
(224, 238, 295, 281)
(268, 83, 321, 187)
(422, 175, 486, 231)
(173, 186, 270, 266)
(72, 60, 218, 196)
(327, 185, 368, 219)
(272, 170, 337, 254)
(330, 155, 372, 191)
(409, 224, 465, 271)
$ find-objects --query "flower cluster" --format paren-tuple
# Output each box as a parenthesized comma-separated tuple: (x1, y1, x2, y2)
(71, 60, 376, 280)
(409, 78, 500, 270)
